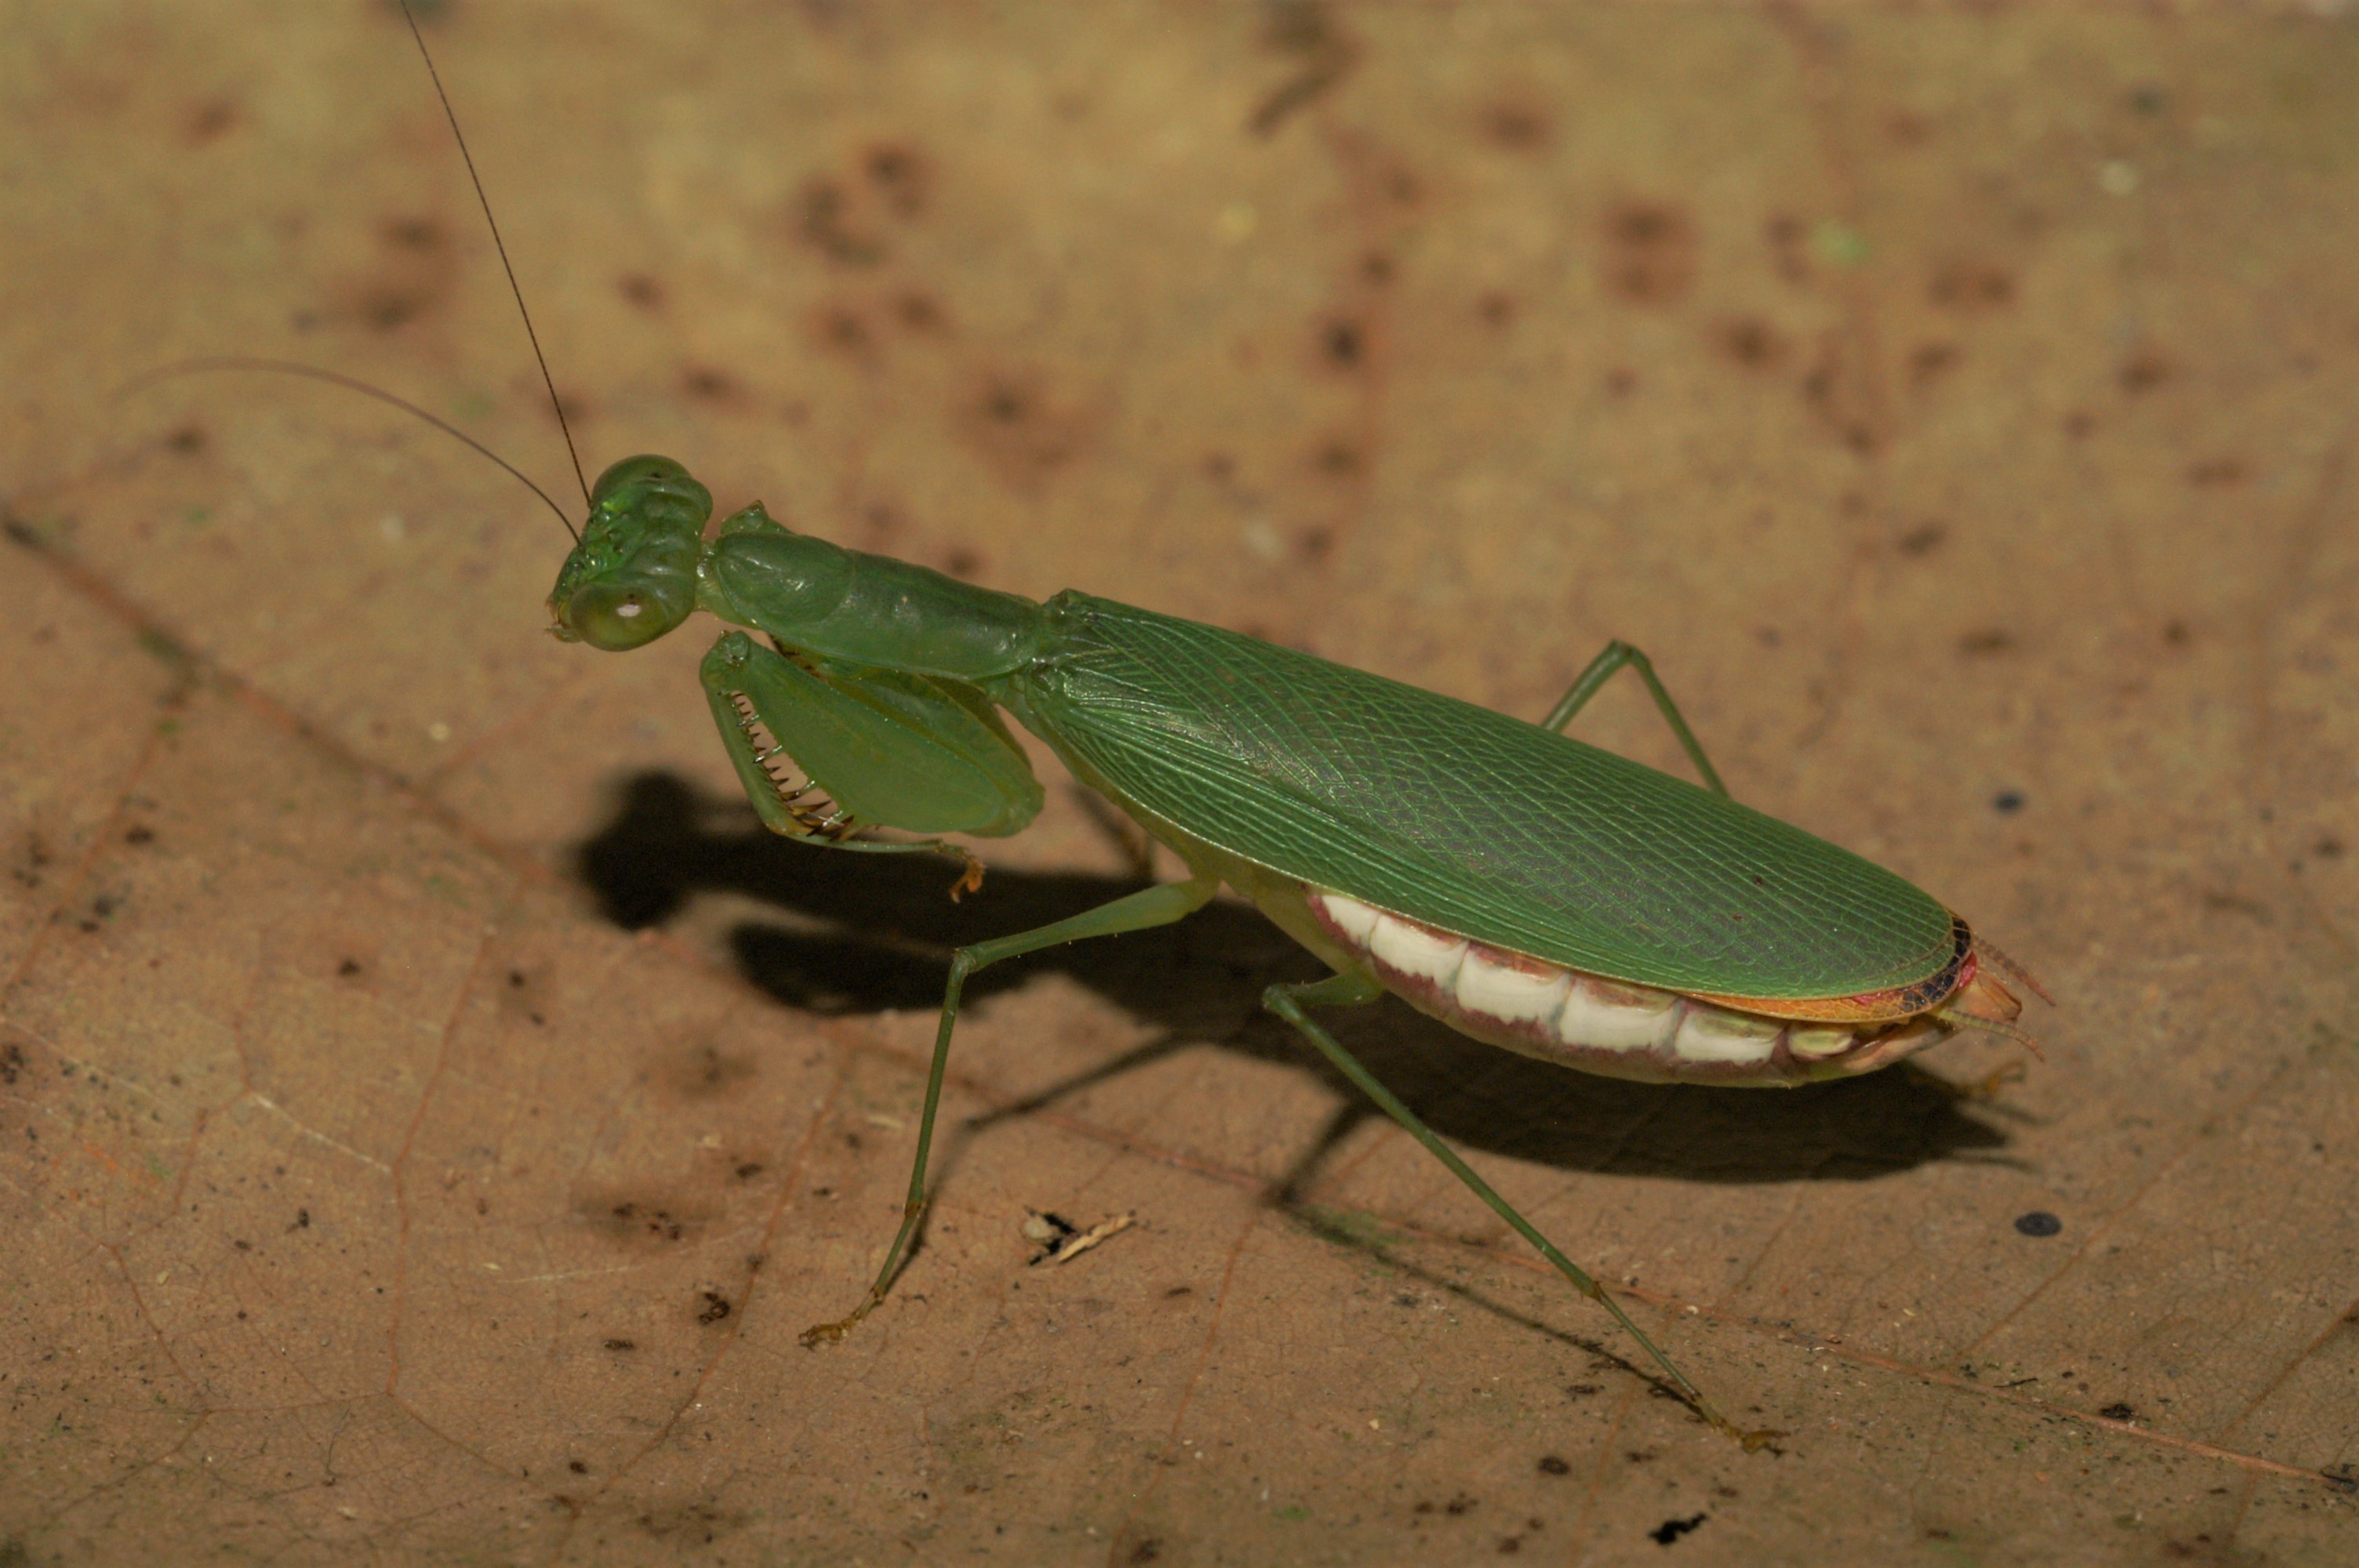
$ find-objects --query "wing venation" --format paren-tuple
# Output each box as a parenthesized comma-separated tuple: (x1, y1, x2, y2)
(1009, 594, 1954, 1000)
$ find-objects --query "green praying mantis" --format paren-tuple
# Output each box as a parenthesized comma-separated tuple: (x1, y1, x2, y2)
(238, 5, 2048, 1450)
(547, 455, 2036, 1449)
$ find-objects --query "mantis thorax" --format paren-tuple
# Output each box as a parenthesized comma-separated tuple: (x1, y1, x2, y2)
(549, 454, 1047, 681)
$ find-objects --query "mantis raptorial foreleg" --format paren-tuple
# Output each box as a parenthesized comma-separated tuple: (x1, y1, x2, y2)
(799, 873, 1221, 1346)
(1542, 640, 1729, 798)
(703, 629, 1045, 866)
(1261, 971, 1775, 1449)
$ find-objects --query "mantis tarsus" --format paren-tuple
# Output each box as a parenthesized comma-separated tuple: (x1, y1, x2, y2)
(265, 3, 2052, 1450)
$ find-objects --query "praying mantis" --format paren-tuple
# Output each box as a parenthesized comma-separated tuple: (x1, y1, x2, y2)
(231, 5, 2046, 1451)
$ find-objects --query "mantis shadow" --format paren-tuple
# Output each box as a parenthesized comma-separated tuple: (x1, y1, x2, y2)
(577, 771, 2014, 1189)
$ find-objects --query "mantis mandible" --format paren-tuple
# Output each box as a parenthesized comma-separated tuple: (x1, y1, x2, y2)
(327, 6, 2050, 1450)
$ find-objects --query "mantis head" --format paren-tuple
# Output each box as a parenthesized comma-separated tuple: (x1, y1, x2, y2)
(547, 455, 713, 651)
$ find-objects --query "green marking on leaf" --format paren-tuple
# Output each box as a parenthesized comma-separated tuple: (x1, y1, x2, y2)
(1812, 219, 1870, 267)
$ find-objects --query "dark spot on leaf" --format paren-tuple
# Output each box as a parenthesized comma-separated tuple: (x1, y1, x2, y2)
(1604, 368, 1637, 397)
(569, 1459, 588, 1475)
(1765, 212, 1809, 281)
(1650, 1513, 1707, 1545)
(2062, 410, 2095, 438)
(1928, 261, 2015, 311)
(2186, 456, 2245, 486)
(1713, 318, 1787, 370)
(2118, 350, 2172, 392)
(124, 825, 155, 845)
(893, 290, 946, 332)
(1910, 342, 1960, 387)
(734, 1162, 765, 1181)
(1537, 1454, 1570, 1475)
(2201, 891, 2271, 922)
(184, 99, 240, 145)
(1266, 0, 1336, 55)
(1315, 441, 1361, 476)
(2014, 1210, 2062, 1237)
(380, 216, 442, 252)
(165, 426, 205, 456)
(1959, 628, 2013, 656)
(1324, 319, 1364, 368)
(1897, 521, 1947, 557)
(1477, 291, 1516, 327)
(1246, 5, 1357, 138)
(618, 273, 663, 310)
(863, 143, 931, 217)
(984, 382, 1029, 422)
(698, 1291, 732, 1324)
(1993, 790, 2025, 815)
(603, 1338, 636, 1352)
(1601, 201, 1696, 305)
(2099, 1402, 2135, 1421)
(813, 306, 872, 358)
(358, 289, 424, 332)
(1127, 1539, 1161, 1565)
(1885, 109, 1932, 145)
(798, 177, 885, 267)
(1481, 102, 1550, 151)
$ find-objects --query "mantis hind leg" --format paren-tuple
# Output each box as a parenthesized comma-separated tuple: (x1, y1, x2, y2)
(1262, 971, 1774, 1449)
(800, 873, 1220, 1347)
(1541, 641, 1728, 797)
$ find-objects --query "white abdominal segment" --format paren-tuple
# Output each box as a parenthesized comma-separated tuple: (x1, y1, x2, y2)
(1452, 949, 1572, 1028)
(1307, 891, 1926, 1085)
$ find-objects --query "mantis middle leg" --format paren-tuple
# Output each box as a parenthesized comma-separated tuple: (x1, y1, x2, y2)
(801, 872, 1220, 1345)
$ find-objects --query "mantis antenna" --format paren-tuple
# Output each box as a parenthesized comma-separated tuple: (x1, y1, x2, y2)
(118, 5, 595, 543)
(115, 355, 579, 540)
(395, 0, 592, 513)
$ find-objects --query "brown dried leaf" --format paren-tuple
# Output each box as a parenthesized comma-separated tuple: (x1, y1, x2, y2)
(3, 5, 2355, 1563)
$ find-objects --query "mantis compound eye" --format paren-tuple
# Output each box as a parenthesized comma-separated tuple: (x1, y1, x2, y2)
(555, 575, 692, 650)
